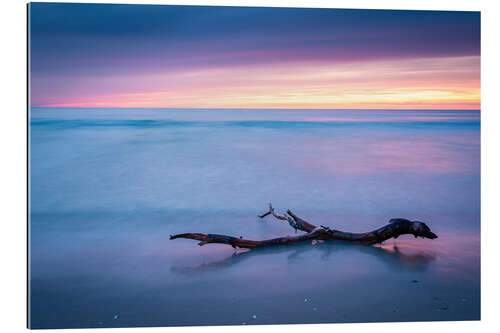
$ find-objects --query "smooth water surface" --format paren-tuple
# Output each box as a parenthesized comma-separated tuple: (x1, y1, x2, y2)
(29, 108, 480, 328)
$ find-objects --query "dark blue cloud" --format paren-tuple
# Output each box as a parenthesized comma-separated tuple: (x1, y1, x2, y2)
(29, 3, 480, 76)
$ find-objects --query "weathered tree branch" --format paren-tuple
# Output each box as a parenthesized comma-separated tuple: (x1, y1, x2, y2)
(170, 203, 438, 249)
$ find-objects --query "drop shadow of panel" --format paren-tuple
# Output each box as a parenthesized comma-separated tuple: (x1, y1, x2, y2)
(170, 241, 436, 275)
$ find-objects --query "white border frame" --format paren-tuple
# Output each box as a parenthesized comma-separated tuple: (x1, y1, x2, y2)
(2, 0, 499, 332)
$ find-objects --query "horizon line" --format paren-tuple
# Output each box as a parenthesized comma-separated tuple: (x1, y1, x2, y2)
(30, 106, 481, 111)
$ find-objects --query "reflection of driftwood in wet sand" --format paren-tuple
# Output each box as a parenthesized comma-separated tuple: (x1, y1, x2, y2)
(170, 242, 436, 275)
(170, 203, 438, 249)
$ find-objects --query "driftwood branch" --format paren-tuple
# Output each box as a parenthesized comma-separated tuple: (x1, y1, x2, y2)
(170, 203, 438, 249)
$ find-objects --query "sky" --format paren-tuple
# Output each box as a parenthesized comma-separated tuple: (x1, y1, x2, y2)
(29, 3, 480, 109)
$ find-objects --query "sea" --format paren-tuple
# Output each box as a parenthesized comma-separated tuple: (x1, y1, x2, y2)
(28, 108, 480, 328)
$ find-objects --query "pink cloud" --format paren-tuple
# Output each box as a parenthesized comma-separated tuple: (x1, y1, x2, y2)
(33, 56, 480, 109)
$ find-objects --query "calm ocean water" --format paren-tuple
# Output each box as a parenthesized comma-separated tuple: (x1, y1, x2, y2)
(28, 108, 480, 328)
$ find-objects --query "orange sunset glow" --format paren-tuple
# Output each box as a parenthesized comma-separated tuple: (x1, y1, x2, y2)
(37, 55, 480, 109)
